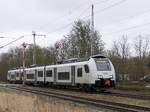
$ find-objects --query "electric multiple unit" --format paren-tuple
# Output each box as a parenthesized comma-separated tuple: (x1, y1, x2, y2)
(7, 55, 116, 90)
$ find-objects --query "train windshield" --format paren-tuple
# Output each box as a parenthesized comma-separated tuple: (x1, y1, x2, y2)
(94, 59, 111, 71)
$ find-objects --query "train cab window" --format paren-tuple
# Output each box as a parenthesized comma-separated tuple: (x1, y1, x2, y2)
(84, 65, 89, 73)
(11, 75, 15, 79)
(46, 70, 52, 77)
(38, 71, 43, 77)
(77, 68, 82, 77)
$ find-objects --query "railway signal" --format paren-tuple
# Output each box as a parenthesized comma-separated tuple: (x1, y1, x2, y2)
(22, 42, 27, 85)
(22, 42, 34, 84)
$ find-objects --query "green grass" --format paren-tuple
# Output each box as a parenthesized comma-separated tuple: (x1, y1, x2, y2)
(116, 81, 150, 93)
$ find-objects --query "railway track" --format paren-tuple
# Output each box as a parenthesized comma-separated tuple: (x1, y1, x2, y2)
(1, 85, 150, 112)
(1, 83, 150, 100)
(105, 90, 150, 101)
(2, 82, 150, 100)
(37, 85, 150, 101)
(36, 86, 150, 101)
(31, 85, 150, 101)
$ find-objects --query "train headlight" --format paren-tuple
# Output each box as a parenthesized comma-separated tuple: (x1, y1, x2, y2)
(109, 75, 113, 78)
(98, 75, 103, 79)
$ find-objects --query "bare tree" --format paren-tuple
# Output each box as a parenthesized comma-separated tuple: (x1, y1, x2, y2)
(119, 35, 130, 60)
(108, 35, 130, 81)
(134, 35, 150, 59)
(108, 35, 130, 59)
(108, 41, 120, 57)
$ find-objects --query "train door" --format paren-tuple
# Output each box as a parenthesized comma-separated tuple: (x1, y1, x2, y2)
(21, 71, 23, 81)
(44, 66, 46, 84)
(71, 66, 75, 86)
(54, 68, 57, 84)
(35, 69, 37, 83)
(75, 65, 84, 84)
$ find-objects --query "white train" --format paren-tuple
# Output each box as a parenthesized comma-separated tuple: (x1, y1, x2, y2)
(7, 55, 116, 91)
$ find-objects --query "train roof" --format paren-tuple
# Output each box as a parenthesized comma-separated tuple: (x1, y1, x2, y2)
(9, 54, 108, 70)
(25, 67, 36, 70)
(46, 60, 89, 68)
(8, 69, 20, 72)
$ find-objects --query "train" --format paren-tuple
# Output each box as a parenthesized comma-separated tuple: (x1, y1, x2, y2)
(7, 54, 116, 91)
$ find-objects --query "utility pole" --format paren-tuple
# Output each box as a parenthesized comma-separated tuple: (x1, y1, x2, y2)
(32, 31, 36, 65)
(91, 4, 94, 31)
(91, 4, 94, 56)
(32, 31, 46, 65)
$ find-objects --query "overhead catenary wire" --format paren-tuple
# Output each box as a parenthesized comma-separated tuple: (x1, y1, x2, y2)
(2, 0, 146, 49)
(46, 22, 73, 35)
(0, 0, 149, 53)
(103, 21, 150, 36)
(46, 4, 93, 35)
(0, 36, 24, 49)
(94, 0, 111, 5)
(101, 9, 150, 27)
(36, 1, 92, 30)
(95, 0, 127, 14)
(33, 0, 121, 38)
(32, 0, 150, 40)
(46, 0, 119, 35)
(45, 6, 90, 33)
(37, 0, 112, 34)
(82, 0, 127, 19)
(45, 5, 92, 35)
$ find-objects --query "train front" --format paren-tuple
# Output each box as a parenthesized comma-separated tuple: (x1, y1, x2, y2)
(89, 55, 116, 89)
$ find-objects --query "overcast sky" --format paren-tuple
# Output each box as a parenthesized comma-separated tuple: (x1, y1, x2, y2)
(0, 0, 150, 53)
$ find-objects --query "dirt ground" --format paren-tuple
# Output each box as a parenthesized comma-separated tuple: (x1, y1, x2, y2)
(0, 88, 111, 112)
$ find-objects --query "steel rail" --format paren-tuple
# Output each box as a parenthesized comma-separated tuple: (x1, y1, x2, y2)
(106, 91, 150, 100)
(34, 86, 150, 101)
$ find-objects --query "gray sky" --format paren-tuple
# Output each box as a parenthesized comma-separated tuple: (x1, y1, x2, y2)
(0, 0, 150, 53)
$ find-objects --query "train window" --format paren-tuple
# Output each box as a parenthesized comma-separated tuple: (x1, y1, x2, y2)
(11, 75, 15, 79)
(46, 70, 52, 77)
(58, 72, 70, 80)
(77, 68, 82, 77)
(26, 74, 34, 79)
(84, 65, 89, 73)
(38, 71, 43, 77)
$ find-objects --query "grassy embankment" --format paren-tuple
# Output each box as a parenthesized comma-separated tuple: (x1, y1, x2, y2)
(116, 81, 150, 93)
